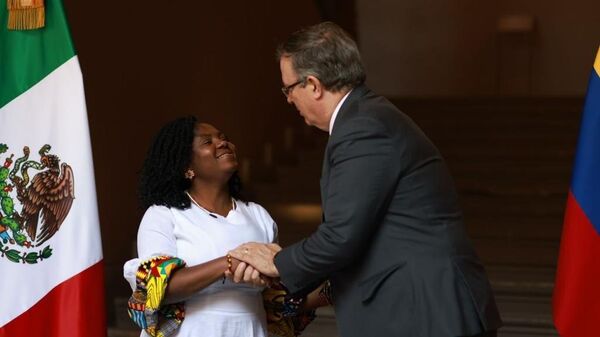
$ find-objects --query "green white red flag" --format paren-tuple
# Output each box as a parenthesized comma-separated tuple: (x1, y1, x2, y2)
(0, 0, 106, 336)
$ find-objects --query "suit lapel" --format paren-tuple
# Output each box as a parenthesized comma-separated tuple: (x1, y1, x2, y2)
(330, 84, 370, 132)
(319, 84, 371, 220)
(320, 146, 330, 216)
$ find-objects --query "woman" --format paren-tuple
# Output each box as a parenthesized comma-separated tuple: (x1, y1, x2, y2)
(124, 116, 325, 337)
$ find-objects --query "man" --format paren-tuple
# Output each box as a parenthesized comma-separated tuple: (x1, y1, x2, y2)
(231, 22, 502, 337)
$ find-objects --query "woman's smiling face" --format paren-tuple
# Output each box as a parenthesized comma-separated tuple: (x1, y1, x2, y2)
(189, 123, 238, 181)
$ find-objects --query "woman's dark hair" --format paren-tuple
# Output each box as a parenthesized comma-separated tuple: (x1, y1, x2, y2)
(138, 116, 242, 210)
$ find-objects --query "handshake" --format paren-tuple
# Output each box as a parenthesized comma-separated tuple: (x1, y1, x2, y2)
(226, 242, 283, 287)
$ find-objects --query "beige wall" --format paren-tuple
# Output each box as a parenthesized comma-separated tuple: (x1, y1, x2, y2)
(358, 0, 600, 97)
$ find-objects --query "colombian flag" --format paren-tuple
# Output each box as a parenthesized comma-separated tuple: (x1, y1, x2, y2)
(553, 47, 600, 337)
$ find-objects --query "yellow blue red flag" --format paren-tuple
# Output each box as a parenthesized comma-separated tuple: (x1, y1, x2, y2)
(553, 47, 600, 337)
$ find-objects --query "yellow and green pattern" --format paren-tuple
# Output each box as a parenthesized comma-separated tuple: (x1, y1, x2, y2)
(127, 256, 186, 337)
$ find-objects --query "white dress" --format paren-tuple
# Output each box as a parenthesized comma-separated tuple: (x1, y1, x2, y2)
(123, 199, 277, 337)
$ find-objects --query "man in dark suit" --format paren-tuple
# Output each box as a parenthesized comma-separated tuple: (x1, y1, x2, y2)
(231, 22, 502, 337)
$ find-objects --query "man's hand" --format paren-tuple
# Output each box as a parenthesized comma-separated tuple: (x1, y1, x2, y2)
(229, 242, 282, 278)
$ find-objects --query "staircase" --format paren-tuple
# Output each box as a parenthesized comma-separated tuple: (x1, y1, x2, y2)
(402, 97, 580, 268)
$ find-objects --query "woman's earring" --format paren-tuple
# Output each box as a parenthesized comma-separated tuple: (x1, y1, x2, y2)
(185, 169, 195, 180)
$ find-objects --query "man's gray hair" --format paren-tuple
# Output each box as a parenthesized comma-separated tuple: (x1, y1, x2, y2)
(276, 22, 366, 92)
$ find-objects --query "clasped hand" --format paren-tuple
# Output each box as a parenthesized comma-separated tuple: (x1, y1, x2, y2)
(226, 242, 282, 287)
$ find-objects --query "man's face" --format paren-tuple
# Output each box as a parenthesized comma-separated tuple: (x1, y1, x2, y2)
(279, 56, 320, 127)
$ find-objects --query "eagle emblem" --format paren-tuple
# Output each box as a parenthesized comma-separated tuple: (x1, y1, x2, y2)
(0, 144, 74, 264)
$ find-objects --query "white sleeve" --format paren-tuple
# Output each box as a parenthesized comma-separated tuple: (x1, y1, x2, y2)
(122, 206, 177, 291)
(123, 258, 141, 291)
(136, 205, 178, 259)
(251, 202, 278, 244)
(273, 221, 279, 244)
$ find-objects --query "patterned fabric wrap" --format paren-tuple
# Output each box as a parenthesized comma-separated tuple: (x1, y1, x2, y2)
(263, 283, 318, 337)
(127, 256, 326, 337)
(127, 256, 186, 337)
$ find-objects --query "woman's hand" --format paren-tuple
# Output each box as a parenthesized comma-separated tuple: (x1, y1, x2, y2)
(227, 260, 273, 287)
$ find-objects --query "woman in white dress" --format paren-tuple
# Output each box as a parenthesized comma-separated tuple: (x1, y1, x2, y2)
(123, 116, 325, 337)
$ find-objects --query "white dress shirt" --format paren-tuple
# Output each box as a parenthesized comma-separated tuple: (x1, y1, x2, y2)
(329, 90, 352, 135)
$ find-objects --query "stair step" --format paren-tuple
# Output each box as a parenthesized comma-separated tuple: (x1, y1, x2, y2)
(473, 237, 559, 267)
(394, 97, 583, 114)
(302, 307, 340, 337)
(498, 326, 559, 337)
(497, 295, 554, 328)
(430, 132, 578, 143)
(461, 195, 566, 217)
(299, 296, 562, 337)
(450, 161, 572, 171)
(108, 327, 139, 337)
(466, 219, 562, 241)
(442, 148, 574, 162)
(487, 265, 555, 295)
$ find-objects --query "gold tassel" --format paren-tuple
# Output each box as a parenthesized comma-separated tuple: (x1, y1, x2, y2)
(7, 0, 45, 30)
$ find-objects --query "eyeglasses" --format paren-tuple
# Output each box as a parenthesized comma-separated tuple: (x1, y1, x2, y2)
(281, 79, 305, 97)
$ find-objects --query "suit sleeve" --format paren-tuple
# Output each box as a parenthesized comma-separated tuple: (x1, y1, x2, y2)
(275, 117, 402, 293)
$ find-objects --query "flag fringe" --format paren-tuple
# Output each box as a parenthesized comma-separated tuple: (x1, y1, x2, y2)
(7, 0, 45, 30)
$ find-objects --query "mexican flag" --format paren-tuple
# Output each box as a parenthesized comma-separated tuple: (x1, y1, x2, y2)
(0, 1, 105, 336)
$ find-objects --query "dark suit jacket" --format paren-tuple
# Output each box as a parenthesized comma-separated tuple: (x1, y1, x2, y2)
(275, 85, 502, 337)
